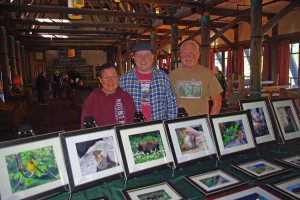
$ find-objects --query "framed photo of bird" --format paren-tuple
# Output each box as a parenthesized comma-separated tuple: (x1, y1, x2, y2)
(0, 131, 68, 200)
(209, 110, 256, 158)
(60, 125, 124, 193)
(163, 115, 217, 168)
(115, 120, 173, 179)
(239, 97, 278, 145)
(269, 97, 300, 143)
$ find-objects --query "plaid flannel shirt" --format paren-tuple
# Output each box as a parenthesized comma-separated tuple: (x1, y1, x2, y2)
(119, 67, 177, 120)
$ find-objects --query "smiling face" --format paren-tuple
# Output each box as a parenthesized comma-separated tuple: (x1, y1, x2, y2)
(99, 68, 119, 94)
(180, 41, 200, 71)
(134, 50, 154, 74)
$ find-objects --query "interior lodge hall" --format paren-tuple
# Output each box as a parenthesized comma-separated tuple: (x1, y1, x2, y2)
(0, 0, 300, 200)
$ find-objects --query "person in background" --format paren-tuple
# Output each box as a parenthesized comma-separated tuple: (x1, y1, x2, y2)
(213, 66, 228, 100)
(169, 40, 222, 116)
(81, 63, 137, 128)
(51, 70, 62, 98)
(159, 63, 169, 75)
(36, 71, 48, 105)
(119, 43, 177, 121)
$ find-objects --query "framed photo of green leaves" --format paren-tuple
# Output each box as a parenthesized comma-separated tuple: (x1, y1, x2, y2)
(209, 111, 256, 158)
(0, 131, 68, 200)
(115, 120, 173, 179)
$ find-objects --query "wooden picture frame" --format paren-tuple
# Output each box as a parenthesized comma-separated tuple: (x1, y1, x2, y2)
(184, 169, 246, 196)
(269, 97, 300, 143)
(60, 125, 123, 193)
(209, 111, 256, 158)
(163, 115, 216, 168)
(121, 181, 186, 200)
(231, 159, 290, 180)
(267, 175, 300, 200)
(206, 185, 282, 200)
(0, 132, 68, 200)
(239, 97, 278, 145)
(115, 120, 173, 179)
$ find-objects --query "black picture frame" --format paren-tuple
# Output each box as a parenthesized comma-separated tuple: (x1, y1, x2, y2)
(60, 125, 124, 193)
(184, 169, 247, 196)
(0, 131, 68, 200)
(276, 155, 300, 169)
(121, 181, 186, 200)
(209, 110, 257, 158)
(231, 159, 290, 180)
(163, 115, 217, 168)
(239, 97, 278, 145)
(114, 120, 173, 179)
(206, 184, 283, 200)
(269, 97, 300, 143)
(267, 175, 300, 200)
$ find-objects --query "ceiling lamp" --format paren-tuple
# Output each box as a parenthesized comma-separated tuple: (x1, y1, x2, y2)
(68, 0, 83, 20)
(114, 0, 120, 2)
(155, 7, 160, 14)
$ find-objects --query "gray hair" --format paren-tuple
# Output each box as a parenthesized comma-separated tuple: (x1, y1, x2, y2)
(180, 40, 200, 52)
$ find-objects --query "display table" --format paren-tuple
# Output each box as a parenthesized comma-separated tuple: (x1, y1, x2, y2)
(49, 141, 300, 200)
(263, 85, 298, 98)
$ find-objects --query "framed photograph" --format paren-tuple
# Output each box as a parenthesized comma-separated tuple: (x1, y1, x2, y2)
(267, 176, 300, 200)
(60, 125, 123, 192)
(239, 98, 278, 145)
(231, 159, 290, 180)
(121, 181, 186, 200)
(184, 169, 247, 196)
(34, 51, 45, 61)
(164, 115, 216, 168)
(115, 120, 173, 178)
(270, 97, 300, 142)
(206, 185, 282, 200)
(276, 155, 300, 169)
(0, 131, 68, 200)
(209, 111, 256, 158)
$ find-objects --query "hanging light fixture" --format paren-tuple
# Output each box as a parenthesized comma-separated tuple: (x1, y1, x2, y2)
(114, 0, 120, 2)
(68, 0, 83, 20)
(155, 7, 160, 14)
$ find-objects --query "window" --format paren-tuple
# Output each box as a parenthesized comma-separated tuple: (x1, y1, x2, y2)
(213, 50, 230, 77)
(289, 43, 299, 86)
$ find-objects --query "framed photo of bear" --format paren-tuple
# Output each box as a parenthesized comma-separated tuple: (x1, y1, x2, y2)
(164, 115, 217, 168)
(115, 120, 173, 179)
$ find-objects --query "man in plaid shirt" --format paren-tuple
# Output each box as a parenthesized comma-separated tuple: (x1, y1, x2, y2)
(119, 43, 177, 121)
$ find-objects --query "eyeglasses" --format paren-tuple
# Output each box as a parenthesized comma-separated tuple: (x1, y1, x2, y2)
(180, 51, 199, 56)
(101, 76, 118, 80)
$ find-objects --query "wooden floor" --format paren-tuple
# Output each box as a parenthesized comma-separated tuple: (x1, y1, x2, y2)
(0, 91, 81, 143)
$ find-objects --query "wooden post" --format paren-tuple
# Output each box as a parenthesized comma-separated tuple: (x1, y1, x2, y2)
(171, 24, 178, 70)
(126, 42, 131, 72)
(7, 35, 17, 78)
(21, 45, 27, 85)
(250, 0, 263, 99)
(0, 26, 11, 102)
(151, 31, 157, 68)
(117, 45, 123, 75)
(200, 12, 210, 68)
(15, 40, 23, 85)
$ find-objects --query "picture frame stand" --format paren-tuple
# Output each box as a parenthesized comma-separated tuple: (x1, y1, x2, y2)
(68, 191, 72, 200)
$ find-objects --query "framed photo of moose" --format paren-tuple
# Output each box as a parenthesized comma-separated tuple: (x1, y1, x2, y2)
(0, 131, 68, 200)
(269, 98, 300, 143)
(209, 111, 256, 158)
(206, 185, 282, 200)
(115, 120, 173, 178)
(184, 169, 246, 196)
(239, 98, 278, 145)
(231, 159, 290, 180)
(60, 125, 124, 193)
(121, 181, 186, 200)
(276, 155, 300, 169)
(267, 175, 300, 200)
(164, 115, 216, 168)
